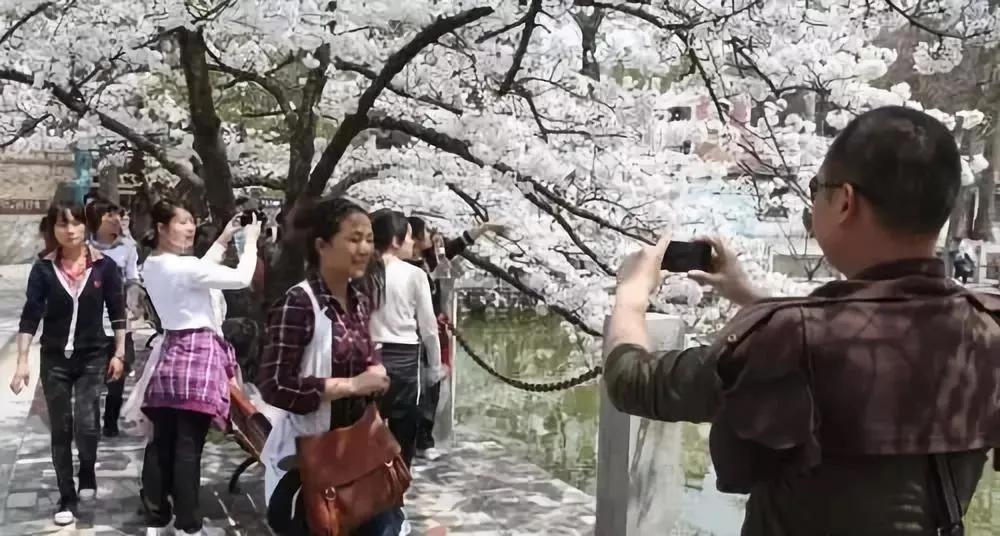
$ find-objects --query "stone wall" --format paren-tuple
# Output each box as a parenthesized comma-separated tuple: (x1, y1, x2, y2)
(0, 151, 75, 264)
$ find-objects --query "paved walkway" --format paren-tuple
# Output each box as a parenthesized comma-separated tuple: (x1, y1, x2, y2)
(0, 279, 596, 535)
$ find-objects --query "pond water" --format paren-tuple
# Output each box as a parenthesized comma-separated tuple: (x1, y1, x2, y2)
(454, 310, 1000, 534)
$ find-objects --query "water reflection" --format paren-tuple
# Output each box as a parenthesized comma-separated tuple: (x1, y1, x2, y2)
(455, 310, 1000, 534)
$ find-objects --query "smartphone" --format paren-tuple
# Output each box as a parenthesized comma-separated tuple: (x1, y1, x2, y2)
(661, 241, 712, 273)
(239, 209, 267, 226)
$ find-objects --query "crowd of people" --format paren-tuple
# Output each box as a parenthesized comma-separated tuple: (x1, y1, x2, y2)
(11, 104, 1000, 536)
(12, 190, 504, 535)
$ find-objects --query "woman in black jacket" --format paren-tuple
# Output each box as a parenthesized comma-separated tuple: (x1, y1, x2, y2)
(10, 201, 126, 527)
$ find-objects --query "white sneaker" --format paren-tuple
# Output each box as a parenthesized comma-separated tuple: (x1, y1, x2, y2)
(53, 503, 75, 526)
(422, 447, 445, 461)
(180, 524, 226, 536)
(146, 517, 174, 535)
(400, 508, 412, 535)
(78, 488, 96, 501)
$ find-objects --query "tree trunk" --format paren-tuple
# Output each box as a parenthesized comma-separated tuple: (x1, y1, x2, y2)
(972, 116, 1000, 241)
(177, 28, 236, 221)
(573, 8, 603, 80)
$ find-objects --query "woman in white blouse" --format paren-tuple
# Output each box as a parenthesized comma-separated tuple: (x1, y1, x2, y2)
(368, 209, 445, 470)
(138, 199, 260, 536)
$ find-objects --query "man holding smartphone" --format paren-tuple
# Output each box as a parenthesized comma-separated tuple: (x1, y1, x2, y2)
(604, 106, 1000, 535)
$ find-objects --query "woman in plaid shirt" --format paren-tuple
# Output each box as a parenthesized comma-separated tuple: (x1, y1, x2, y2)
(258, 197, 402, 536)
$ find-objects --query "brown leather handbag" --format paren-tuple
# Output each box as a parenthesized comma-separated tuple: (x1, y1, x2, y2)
(295, 403, 411, 536)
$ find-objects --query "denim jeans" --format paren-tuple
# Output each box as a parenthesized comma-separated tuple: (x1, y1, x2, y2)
(141, 407, 211, 532)
(40, 346, 106, 503)
(267, 469, 405, 536)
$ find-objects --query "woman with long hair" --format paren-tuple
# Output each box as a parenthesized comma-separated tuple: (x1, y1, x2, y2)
(258, 197, 401, 535)
(369, 210, 445, 470)
(139, 199, 259, 536)
(12, 201, 126, 526)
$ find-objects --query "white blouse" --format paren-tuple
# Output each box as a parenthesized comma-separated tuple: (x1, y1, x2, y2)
(141, 241, 255, 332)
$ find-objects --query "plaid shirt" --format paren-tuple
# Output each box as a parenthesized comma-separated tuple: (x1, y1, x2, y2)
(143, 327, 236, 430)
(257, 275, 379, 415)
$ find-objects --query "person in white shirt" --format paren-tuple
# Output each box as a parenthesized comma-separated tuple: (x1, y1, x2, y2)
(368, 209, 445, 470)
(139, 199, 259, 536)
(86, 198, 141, 437)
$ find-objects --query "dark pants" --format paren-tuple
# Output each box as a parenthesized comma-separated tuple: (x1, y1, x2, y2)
(378, 343, 421, 469)
(40, 347, 106, 503)
(267, 469, 404, 536)
(141, 407, 211, 532)
(103, 332, 134, 429)
(416, 379, 440, 451)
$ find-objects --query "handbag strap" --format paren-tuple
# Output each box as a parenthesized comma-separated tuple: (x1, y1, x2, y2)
(932, 453, 964, 536)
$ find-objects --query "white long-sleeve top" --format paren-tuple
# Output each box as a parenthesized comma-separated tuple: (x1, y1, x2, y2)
(369, 257, 442, 371)
(141, 241, 255, 332)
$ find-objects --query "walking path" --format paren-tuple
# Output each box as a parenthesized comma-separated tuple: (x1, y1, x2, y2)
(0, 267, 596, 535)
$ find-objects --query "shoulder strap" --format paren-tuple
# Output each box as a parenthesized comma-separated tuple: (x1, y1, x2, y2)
(296, 280, 322, 315)
(931, 454, 965, 536)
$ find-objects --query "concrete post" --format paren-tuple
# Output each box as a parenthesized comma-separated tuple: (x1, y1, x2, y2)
(596, 313, 686, 536)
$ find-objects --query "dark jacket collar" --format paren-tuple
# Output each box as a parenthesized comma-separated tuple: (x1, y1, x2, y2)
(852, 258, 944, 281)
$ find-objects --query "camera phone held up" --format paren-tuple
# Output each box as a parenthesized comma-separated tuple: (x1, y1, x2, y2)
(661, 241, 712, 273)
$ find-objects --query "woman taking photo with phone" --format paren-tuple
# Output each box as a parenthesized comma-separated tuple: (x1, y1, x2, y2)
(258, 197, 404, 535)
(12, 201, 126, 526)
(139, 199, 259, 536)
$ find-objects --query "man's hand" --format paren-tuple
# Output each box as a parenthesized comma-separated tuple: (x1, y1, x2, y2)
(687, 235, 764, 307)
(107, 356, 125, 381)
(615, 232, 671, 310)
(9, 359, 29, 395)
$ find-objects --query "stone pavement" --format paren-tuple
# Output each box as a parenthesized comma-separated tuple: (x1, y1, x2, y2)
(0, 287, 597, 535)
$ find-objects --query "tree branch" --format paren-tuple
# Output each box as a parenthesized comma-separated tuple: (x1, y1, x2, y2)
(446, 182, 490, 221)
(0, 113, 51, 148)
(476, 14, 527, 43)
(307, 7, 493, 198)
(460, 251, 601, 337)
(327, 166, 385, 197)
(233, 174, 286, 190)
(499, 0, 542, 95)
(334, 58, 462, 114)
(205, 49, 291, 116)
(0, 68, 204, 191)
(367, 115, 656, 246)
(0, 2, 53, 47)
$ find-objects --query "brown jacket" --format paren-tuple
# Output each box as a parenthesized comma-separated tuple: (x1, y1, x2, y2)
(604, 259, 1000, 535)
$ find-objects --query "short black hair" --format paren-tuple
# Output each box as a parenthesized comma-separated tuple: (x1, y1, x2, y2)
(824, 105, 961, 235)
(407, 216, 427, 240)
(85, 198, 120, 234)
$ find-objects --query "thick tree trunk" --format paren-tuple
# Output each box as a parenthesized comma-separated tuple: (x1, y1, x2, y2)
(177, 28, 236, 221)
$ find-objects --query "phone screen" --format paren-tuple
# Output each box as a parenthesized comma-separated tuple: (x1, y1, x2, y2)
(661, 241, 712, 273)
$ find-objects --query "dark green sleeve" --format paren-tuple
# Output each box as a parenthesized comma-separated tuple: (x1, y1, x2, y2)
(602, 343, 721, 423)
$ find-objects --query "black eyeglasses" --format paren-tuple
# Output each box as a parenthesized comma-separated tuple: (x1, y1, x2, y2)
(809, 175, 878, 204)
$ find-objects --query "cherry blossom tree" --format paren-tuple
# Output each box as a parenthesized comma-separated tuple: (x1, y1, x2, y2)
(1, 0, 997, 351)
